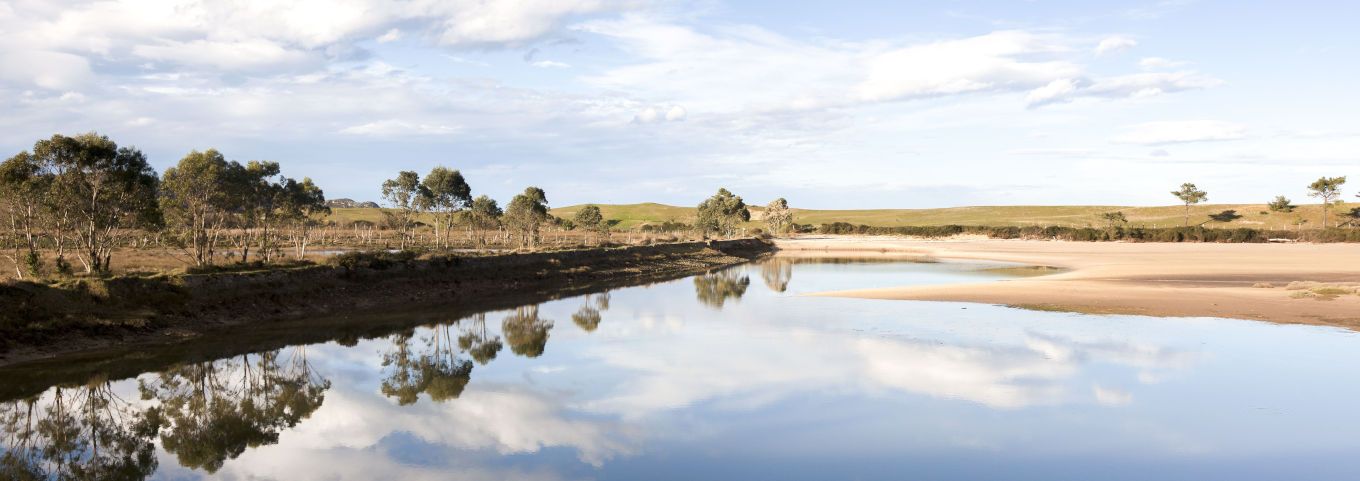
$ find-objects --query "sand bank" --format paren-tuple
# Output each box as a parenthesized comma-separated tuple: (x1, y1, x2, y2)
(783, 236, 1360, 329)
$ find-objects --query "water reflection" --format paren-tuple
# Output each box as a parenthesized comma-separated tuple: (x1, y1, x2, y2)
(0, 381, 159, 480)
(502, 305, 553, 358)
(380, 330, 472, 406)
(760, 257, 793, 292)
(571, 293, 610, 332)
(693, 269, 750, 308)
(140, 349, 329, 473)
(457, 313, 503, 365)
(3, 258, 1360, 480)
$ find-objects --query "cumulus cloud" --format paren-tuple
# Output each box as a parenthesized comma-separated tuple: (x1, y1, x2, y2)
(1095, 35, 1138, 55)
(1112, 120, 1249, 145)
(633, 105, 687, 123)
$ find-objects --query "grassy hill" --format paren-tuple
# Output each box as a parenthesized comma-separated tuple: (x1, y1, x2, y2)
(551, 203, 1347, 231)
(327, 202, 1350, 231)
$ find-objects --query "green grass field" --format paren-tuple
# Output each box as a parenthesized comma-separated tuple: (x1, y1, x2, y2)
(326, 202, 1352, 231)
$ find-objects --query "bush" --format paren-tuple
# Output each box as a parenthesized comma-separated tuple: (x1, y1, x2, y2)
(328, 250, 418, 271)
(809, 222, 1354, 243)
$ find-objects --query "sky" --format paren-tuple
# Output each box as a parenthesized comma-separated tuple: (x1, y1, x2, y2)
(1, 0, 1357, 209)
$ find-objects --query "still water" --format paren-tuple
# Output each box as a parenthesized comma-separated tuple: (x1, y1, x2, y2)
(3, 257, 1360, 480)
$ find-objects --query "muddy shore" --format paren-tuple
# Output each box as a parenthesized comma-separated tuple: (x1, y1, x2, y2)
(0, 239, 773, 372)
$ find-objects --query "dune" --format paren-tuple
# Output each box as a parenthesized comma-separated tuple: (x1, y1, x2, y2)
(784, 236, 1360, 329)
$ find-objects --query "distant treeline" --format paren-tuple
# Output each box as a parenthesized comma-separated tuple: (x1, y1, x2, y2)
(812, 222, 1360, 243)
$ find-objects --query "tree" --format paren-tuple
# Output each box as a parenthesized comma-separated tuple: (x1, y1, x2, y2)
(230, 161, 282, 263)
(504, 187, 549, 249)
(0, 152, 49, 278)
(419, 167, 471, 249)
(277, 177, 328, 259)
(464, 195, 502, 247)
(696, 188, 751, 237)
(763, 198, 793, 234)
(1307, 176, 1346, 228)
(1267, 195, 1296, 213)
(31, 133, 161, 274)
(161, 150, 236, 266)
(381, 171, 427, 250)
(573, 205, 605, 243)
(1171, 183, 1208, 227)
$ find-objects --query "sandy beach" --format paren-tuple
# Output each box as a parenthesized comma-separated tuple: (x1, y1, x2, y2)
(782, 236, 1360, 329)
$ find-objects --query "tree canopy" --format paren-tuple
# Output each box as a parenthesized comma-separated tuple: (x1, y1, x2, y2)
(696, 188, 751, 237)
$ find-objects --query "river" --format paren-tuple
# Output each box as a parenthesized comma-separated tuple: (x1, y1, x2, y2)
(2, 256, 1358, 480)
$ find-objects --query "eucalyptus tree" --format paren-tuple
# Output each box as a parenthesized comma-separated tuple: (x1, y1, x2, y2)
(231, 160, 282, 263)
(0, 152, 49, 278)
(161, 150, 238, 266)
(277, 177, 329, 259)
(1171, 183, 1208, 227)
(32, 133, 160, 274)
(504, 187, 549, 249)
(696, 188, 750, 237)
(419, 166, 472, 249)
(465, 195, 503, 247)
(380, 171, 427, 250)
(1307, 176, 1346, 228)
(763, 197, 793, 234)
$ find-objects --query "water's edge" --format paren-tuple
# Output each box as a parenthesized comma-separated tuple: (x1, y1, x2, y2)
(0, 239, 775, 375)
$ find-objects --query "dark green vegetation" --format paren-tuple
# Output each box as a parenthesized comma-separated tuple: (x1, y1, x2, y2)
(0, 239, 774, 365)
(814, 222, 1360, 243)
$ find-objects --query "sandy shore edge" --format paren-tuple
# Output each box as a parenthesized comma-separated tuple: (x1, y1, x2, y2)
(781, 236, 1360, 330)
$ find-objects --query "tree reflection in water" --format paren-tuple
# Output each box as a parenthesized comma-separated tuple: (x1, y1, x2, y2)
(694, 269, 750, 308)
(0, 347, 328, 479)
(503, 305, 553, 358)
(760, 258, 793, 293)
(381, 327, 474, 406)
(458, 312, 503, 365)
(138, 348, 330, 473)
(572, 292, 611, 332)
(0, 379, 159, 481)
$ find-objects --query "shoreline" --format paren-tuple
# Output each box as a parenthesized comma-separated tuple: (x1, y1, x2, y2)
(782, 236, 1360, 329)
(0, 239, 773, 369)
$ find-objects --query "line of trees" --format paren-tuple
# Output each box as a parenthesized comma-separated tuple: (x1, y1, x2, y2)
(0, 133, 328, 278)
(1176, 176, 1355, 229)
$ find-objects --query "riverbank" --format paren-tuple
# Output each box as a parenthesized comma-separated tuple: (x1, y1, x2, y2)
(0, 239, 773, 368)
(785, 236, 1360, 329)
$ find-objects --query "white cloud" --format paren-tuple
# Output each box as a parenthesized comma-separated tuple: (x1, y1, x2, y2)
(1027, 71, 1222, 107)
(340, 119, 460, 137)
(377, 28, 403, 43)
(531, 60, 571, 68)
(664, 105, 686, 121)
(1095, 35, 1138, 55)
(1093, 385, 1133, 406)
(0, 50, 93, 89)
(1139, 57, 1188, 70)
(858, 31, 1079, 102)
(1113, 120, 1249, 145)
(1025, 78, 1080, 106)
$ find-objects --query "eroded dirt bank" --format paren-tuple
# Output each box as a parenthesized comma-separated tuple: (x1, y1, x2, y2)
(0, 239, 773, 370)
(782, 236, 1360, 329)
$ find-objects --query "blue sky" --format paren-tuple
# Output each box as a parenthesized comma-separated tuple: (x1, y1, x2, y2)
(1, 0, 1356, 208)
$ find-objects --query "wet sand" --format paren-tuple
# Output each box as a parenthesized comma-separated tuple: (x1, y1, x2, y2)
(784, 236, 1360, 329)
